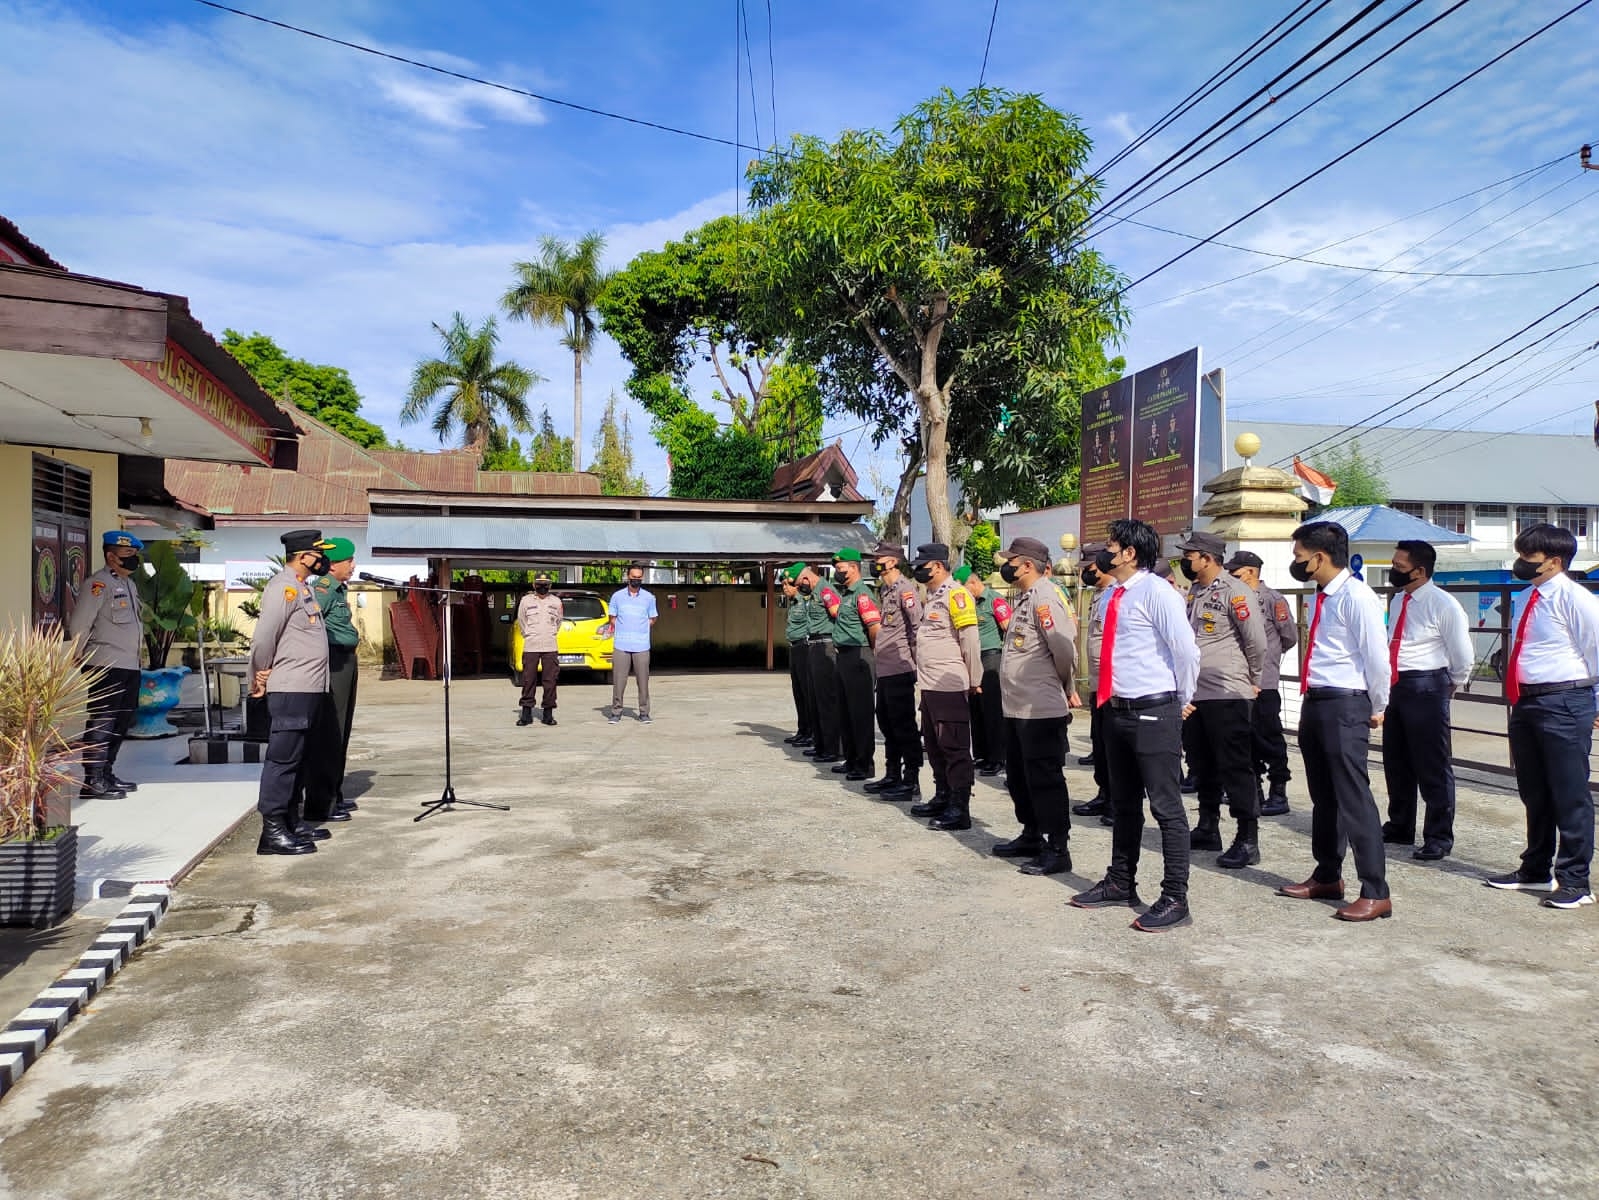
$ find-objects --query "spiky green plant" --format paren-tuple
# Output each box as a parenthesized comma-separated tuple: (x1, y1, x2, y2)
(0, 624, 96, 841)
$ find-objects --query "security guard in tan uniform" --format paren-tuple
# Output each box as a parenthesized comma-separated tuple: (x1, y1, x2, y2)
(908, 543, 983, 831)
(69, 531, 147, 799)
(866, 542, 922, 800)
(516, 572, 564, 726)
(1177, 530, 1267, 868)
(1225, 550, 1298, 816)
(250, 529, 334, 855)
(990, 537, 1080, 875)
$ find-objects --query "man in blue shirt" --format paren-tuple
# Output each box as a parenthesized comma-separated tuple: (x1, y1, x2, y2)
(609, 563, 658, 724)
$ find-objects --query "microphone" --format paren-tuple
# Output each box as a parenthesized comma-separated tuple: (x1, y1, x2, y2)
(358, 572, 404, 587)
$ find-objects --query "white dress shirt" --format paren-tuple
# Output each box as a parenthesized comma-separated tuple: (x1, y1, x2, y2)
(1305, 569, 1391, 714)
(1104, 570, 1201, 706)
(1514, 570, 1599, 706)
(1390, 580, 1474, 687)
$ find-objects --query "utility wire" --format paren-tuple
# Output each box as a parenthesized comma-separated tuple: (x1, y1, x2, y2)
(978, 0, 1000, 88)
(191, 0, 765, 152)
(764, 0, 777, 140)
(740, 0, 762, 150)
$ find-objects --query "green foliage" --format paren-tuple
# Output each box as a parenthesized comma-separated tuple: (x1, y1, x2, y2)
(480, 427, 534, 472)
(750, 86, 1128, 544)
(1314, 439, 1389, 508)
(402, 313, 539, 460)
(134, 540, 202, 669)
(964, 522, 1000, 578)
(669, 426, 775, 500)
(582, 562, 627, 585)
(221, 330, 389, 448)
(592, 393, 647, 496)
(504, 232, 614, 360)
(755, 363, 824, 462)
(0, 624, 94, 841)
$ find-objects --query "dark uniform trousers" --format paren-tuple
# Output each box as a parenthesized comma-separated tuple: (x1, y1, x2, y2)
(303, 647, 359, 818)
(970, 648, 1005, 763)
(1006, 716, 1071, 841)
(258, 691, 323, 820)
(1300, 692, 1389, 900)
(521, 650, 560, 711)
(807, 639, 841, 757)
(834, 645, 876, 773)
(1088, 696, 1108, 793)
(1382, 669, 1455, 849)
(1507, 688, 1597, 889)
(1251, 688, 1292, 786)
(1104, 699, 1190, 902)
(1184, 698, 1258, 820)
(788, 639, 813, 737)
(875, 670, 921, 777)
(921, 690, 974, 794)
(82, 666, 141, 780)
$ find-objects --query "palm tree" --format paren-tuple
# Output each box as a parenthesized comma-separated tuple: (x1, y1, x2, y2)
(402, 313, 539, 461)
(503, 232, 613, 472)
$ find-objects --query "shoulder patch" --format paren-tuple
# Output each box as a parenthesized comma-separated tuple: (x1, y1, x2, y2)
(949, 589, 970, 611)
(1274, 599, 1290, 622)
(284, 586, 298, 602)
(1037, 601, 1055, 631)
(901, 589, 916, 610)
(857, 593, 881, 625)
(90, 580, 105, 597)
(1230, 594, 1252, 621)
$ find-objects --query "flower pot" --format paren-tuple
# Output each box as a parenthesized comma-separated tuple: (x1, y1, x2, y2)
(130, 666, 192, 739)
(0, 826, 77, 926)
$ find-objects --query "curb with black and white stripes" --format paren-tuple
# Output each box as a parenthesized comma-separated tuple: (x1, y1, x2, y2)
(0, 887, 171, 1099)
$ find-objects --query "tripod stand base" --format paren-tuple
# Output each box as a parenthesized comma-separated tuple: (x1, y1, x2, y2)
(414, 783, 512, 822)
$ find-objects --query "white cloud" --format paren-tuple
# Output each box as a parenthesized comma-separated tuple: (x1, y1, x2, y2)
(376, 75, 545, 130)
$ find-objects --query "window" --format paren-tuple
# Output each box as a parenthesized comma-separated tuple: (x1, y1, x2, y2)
(558, 593, 607, 621)
(1433, 503, 1467, 534)
(1516, 505, 1549, 534)
(1556, 506, 1589, 537)
(1475, 504, 1507, 516)
(1391, 501, 1425, 519)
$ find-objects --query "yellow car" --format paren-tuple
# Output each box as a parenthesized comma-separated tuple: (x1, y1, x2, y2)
(510, 589, 614, 682)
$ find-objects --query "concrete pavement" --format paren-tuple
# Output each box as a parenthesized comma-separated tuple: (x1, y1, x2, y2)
(0, 671, 1594, 1199)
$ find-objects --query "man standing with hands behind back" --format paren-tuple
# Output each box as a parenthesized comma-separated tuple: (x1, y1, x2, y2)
(517, 572, 564, 727)
(69, 531, 146, 800)
(609, 564, 658, 724)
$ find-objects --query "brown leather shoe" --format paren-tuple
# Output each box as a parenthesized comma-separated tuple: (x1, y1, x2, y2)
(1334, 897, 1393, 922)
(1277, 877, 1345, 900)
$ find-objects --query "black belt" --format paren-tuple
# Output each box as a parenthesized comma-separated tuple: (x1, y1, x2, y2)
(835, 643, 866, 654)
(1107, 691, 1177, 711)
(804, 635, 832, 643)
(1518, 678, 1598, 699)
(1396, 668, 1449, 680)
(1305, 687, 1367, 700)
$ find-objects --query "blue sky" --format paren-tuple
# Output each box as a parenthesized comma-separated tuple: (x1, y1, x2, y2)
(3, 0, 1595, 496)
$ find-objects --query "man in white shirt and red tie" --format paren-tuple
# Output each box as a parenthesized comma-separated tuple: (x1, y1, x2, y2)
(1380, 540, 1474, 861)
(1069, 518, 1201, 932)
(1485, 523, 1599, 910)
(1277, 520, 1393, 922)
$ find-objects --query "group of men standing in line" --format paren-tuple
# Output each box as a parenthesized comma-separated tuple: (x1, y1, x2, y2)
(776, 517, 1599, 930)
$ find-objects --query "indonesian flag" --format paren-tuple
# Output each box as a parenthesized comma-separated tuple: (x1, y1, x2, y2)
(1293, 456, 1337, 505)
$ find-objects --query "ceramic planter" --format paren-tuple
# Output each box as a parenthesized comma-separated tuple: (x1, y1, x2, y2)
(0, 826, 77, 926)
(130, 666, 191, 739)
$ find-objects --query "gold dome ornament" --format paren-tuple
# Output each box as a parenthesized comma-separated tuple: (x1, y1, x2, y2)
(1234, 432, 1262, 465)
(1059, 532, 1078, 552)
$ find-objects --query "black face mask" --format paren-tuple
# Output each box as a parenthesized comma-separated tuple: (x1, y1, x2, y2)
(1288, 557, 1313, 584)
(798, 581, 813, 596)
(308, 553, 331, 576)
(1177, 557, 1197, 581)
(1387, 567, 1415, 589)
(535, 582, 551, 595)
(627, 578, 643, 590)
(1082, 567, 1100, 587)
(117, 554, 142, 573)
(870, 562, 887, 579)
(1094, 549, 1116, 574)
(1511, 557, 1544, 582)
(912, 566, 933, 585)
(998, 562, 1020, 584)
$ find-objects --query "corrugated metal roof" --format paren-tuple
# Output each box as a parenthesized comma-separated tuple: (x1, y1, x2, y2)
(768, 442, 866, 502)
(1314, 505, 1473, 545)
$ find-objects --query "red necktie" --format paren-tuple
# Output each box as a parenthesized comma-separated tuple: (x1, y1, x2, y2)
(1097, 585, 1125, 707)
(1299, 591, 1326, 696)
(1388, 591, 1411, 684)
(1505, 589, 1541, 707)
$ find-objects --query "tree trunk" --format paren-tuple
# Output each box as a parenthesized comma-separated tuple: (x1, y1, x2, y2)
(921, 386, 955, 549)
(572, 350, 584, 473)
(881, 440, 923, 546)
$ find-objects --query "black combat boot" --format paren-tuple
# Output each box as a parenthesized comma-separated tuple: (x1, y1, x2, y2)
(910, 787, 950, 819)
(929, 787, 972, 831)
(1190, 812, 1223, 851)
(863, 761, 902, 794)
(880, 771, 918, 800)
(79, 770, 125, 800)
(258, 814, 316, 855)
(517, 707, 534, 726)
(1072, 792, 1109, 817)
(991, 826, 1044, 857)
(1217, 818, 1261, 869)
(1261, 784, 1291, 817)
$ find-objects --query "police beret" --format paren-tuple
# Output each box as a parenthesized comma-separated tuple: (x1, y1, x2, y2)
(322, 537, 355, 563)
(834, 547, 863, 562)
(280, 529, 326, 554)
(103, 531, 144, 551)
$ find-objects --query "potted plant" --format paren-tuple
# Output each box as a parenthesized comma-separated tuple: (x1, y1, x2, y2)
(131, 540, 201, 738)
(0, 625, 90, 925)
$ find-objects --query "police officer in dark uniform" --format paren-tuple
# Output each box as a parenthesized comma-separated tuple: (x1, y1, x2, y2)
(69, 531, 146, 799)
(251, 529, 334, 855)
(302, 537, 360, 822)
(1226, 550, 1299, 816)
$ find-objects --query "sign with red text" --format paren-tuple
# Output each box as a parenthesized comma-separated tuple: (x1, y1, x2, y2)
(122, 340, 276, 464)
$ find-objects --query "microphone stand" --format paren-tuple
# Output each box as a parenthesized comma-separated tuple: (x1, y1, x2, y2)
(358, 573, 510, 822)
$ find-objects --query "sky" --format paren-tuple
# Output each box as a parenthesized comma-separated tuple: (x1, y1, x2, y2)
(3, 0, 1595, 500)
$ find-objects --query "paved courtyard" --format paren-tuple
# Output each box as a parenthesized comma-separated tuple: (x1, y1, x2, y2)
(0, 671, 1594, 1199)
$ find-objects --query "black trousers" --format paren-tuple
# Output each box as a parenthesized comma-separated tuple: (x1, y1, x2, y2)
(1251, 687, 1292, 786)
(1508, 689, 1597, 889)
(969, 648, 1005, 764)
(520, 650, 560, 711)
(1104, 700, 1190, 902)
(1382, 670, 1455, 849)
(1089, 696, 1108, 792)
(921, 690, 974, 793)
(834, 645, 876, 773)
(304, 648, 359, 817)
(81, 665, 141, 778)
(875, 671, 921, 777)
(1300, 693, 1389, 899)
(1184, 697, 1258, 821)
(808, 641, 840, 756)
(1006, 715, 1071, 842)
(788, 639, 812, 737)
(257, 691, 321, 820)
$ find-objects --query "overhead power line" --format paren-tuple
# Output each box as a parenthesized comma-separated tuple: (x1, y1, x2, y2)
(191, 0, 764, 152)
(764, 0, 777, 141)
(978, 0, 1000, 88)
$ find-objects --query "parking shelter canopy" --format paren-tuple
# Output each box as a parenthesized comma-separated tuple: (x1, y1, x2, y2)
(365, 490, 878, 568)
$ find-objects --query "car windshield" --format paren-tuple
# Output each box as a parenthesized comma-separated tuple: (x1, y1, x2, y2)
(558, 594, 606, 622)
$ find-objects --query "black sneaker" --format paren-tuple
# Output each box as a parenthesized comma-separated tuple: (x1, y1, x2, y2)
(1541, 886, 1595, 910)
(1132, 895, 1192, 932)
(1260, 792, 1290, 817)
(1069, 878, 1141, 909)
(1483, 871, 1556, 892)
(606, 712, 622, 725)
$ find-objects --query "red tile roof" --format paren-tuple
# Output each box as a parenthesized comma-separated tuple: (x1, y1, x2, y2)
(0, 215, 66, 270)
(768, 441, 865, 503)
